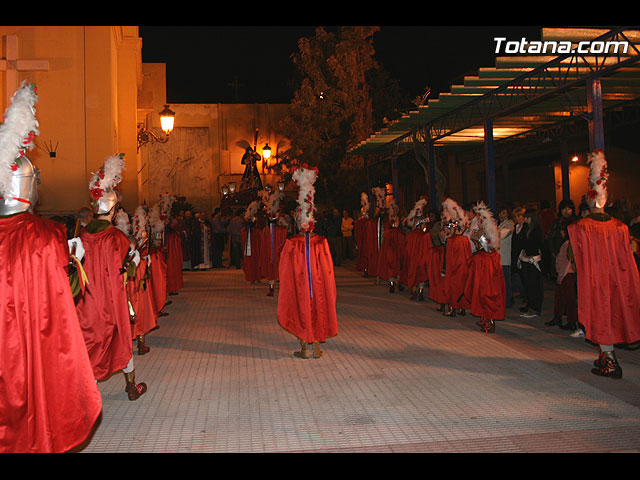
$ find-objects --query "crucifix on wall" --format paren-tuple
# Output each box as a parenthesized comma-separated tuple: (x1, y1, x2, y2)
(0, 34, 49, 109)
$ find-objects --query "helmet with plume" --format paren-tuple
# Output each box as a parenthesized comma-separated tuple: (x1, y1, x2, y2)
(291, 163, 318, 233)
(473, 201, 500, 252)
(586, 149, 608, 209)
(89, 153, 126, 215)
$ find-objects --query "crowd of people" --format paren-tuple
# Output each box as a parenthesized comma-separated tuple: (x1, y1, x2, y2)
(2, 83, 639, 454)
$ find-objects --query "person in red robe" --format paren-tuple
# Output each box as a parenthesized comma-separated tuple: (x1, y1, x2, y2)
(148, 201, 169, 319)
(441, 198, 473, 317)
(76, 154, 147, 401)
(463, 202, 506, 333)
(278, 165, 338, 359)
(0, 83, 102, 453)
(260, 190, 288, 296)
(404, 197, 432, 301)
(376, 198, 406, 293)
(367, 186, 387, 279)
(427, 212, 448, 310)
(568, 150, 640, 379)
(241, 200, 262, 283)
(122, 207, 156, 355)
(165, 216, 184, 295)
(354, 192, 375, 277)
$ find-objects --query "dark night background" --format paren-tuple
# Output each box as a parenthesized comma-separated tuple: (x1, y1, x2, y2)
(138, 26, 547, 105)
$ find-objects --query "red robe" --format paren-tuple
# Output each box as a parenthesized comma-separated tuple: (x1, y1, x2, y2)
(464, 250, 506, 320)
(259, 222, 287, 281)
(0, 213, 102, 453)
(428, 245, 448, 304)
(443, 234, 473, 309)
(149, 246, 168, 316)
(76, 223, 133, 381)
(165, 227, 184, 293)
(277, 233, 338, 344)
(128, 255, 157, 339)
(568, 216, 640, 345)
(241, 225, 261, 282)
(404, 229, 432, 288)
(354, 217, 376, 272)
(376, 227, 406, 280)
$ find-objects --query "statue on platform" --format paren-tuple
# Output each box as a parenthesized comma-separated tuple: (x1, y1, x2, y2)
(240, 146, 263, 191)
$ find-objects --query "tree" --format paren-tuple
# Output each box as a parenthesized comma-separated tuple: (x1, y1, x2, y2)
(279, 26, 382, 208)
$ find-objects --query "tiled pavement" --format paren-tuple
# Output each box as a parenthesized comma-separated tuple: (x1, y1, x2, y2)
(76, 260, 640, 453)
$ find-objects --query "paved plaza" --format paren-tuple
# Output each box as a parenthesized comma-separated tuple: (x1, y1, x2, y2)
(76, 260, 640, 453)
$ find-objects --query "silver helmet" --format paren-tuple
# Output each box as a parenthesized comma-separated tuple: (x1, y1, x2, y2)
(93, 189, 120, 215)
(0, 155, 40, 215)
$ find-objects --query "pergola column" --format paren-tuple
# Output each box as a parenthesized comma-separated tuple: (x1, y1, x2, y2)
(484, 118, 497, 212)
(587, 76, 605, 152)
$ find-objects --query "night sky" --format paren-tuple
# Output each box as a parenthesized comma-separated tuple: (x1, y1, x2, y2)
(138, 26, 545, 105)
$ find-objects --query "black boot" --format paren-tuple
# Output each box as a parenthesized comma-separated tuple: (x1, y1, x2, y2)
(591, 351, 622, 379)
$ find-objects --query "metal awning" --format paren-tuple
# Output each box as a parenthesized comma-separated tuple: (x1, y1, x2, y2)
(348, 27, 640, 156)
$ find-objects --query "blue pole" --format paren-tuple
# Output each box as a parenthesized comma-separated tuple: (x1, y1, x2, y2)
(484, 118, 497, 213)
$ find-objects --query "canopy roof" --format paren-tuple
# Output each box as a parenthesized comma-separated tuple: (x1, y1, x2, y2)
(348, 27, 640, 156)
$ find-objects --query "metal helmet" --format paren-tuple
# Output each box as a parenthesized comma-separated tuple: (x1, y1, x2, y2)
(0, 155, 40, 215)
(93, 189, 120, 215)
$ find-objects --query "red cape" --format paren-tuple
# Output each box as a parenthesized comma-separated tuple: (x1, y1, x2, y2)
(376, 227, 406, 280)
(464, 250, 506, 320)
(241, 225, 262, 282)
(443, 234, 473, 309)
(128, 254, 157, 339)
(568, 217, 640, 345)
(149, 246, 168, 316)
(403, 229, 432, 288)
(165, 227, 184, 293)
(258, 223, 288, 280)
(428, 245, 448, 304)
(0, 213, 102, 453)
(277, 234, 338, 343)
(76, 224, 133, 381)
(354, 217, 376, 272)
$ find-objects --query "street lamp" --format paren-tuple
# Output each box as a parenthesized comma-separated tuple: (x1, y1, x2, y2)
(137, 104, 176, 152)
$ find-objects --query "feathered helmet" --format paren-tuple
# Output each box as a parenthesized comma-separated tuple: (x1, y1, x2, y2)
(115, 208, 132, 237)
(441, 197, 469, 233)
(89, 153, 126, 215)
(0, 82, 40, 215)
(586, 149, 609, 209)
(387, 197, 400, 227)
(407, 196, 429, 230)
(473, 201, 500, 252)
(360, 192, 370, 218)
(266, 189, 284, 220)
(244, 199, 261, 223)
(371, 186, 386, 214)
(149, 201, 165, 243)
(132, 205, 149, 245)
(159, 192, 176, 222)
(291, 163, 318, 233)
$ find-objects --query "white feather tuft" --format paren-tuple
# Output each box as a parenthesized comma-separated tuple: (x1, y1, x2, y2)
(132, 205, 149, 244)
(441, 197, 469, 228)
(473, 201, 500, 250)
(360, 192, 370, 218)
(292, 165, 318, 232)
(407, 197, 428, 227)
(0, 82, 39, 197)
(586, 150, 608, 208)
(115, 210, 131, 236)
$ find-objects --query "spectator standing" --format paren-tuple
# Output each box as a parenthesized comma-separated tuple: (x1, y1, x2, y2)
(519, 208, 544, 318)
(326, 208, 343, 266)
(497, 206, 515, 308)
(341, 209, 355, 260)
(227, 209, 245, 269)
(211, 208, 229, 268)
(511, 206, 528, 306)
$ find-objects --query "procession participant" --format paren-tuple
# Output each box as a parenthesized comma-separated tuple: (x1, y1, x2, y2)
(354, 192, 376, 277)
(163, 197, 184, 295)
(260, 189, 288, 296)
(0, 82, 102, 453)
(427, 209, 448, 311)
(125, 206, 156, 354)
(376, 197, 406, 293)
(440, 197, 473, 317)
(368, 186, 386, 279)
(75, 153, 147, 401)
(567, 150, 640, 379)
(277, 164, 338, 359)
(463, 201, 506, 333)
(404, 197, 432, 301)
(148, 201, 169, 318)
(241, 200, 262, 283)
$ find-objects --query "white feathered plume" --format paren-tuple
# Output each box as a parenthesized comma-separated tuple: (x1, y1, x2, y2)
(132, 205, 149, 244)
(360, 192, 370, 218)
(441, 197, 469, 229)
(387, 197, 400, 226)
(292, 164, 318, 232)
(473, 201, 500, 250)
(407, 196, 428, 228)
(89, 153, 126, 203)
(0, 82, 39, 197)
(371, 186, 386, 210)
(115, 210, 131, 236)
(149, 201, 165, 235)
(586, 149, 608, 209)
(244, 199, 261, 222)
(159, 192, 176, 221)
(266, 190, 283, 218)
